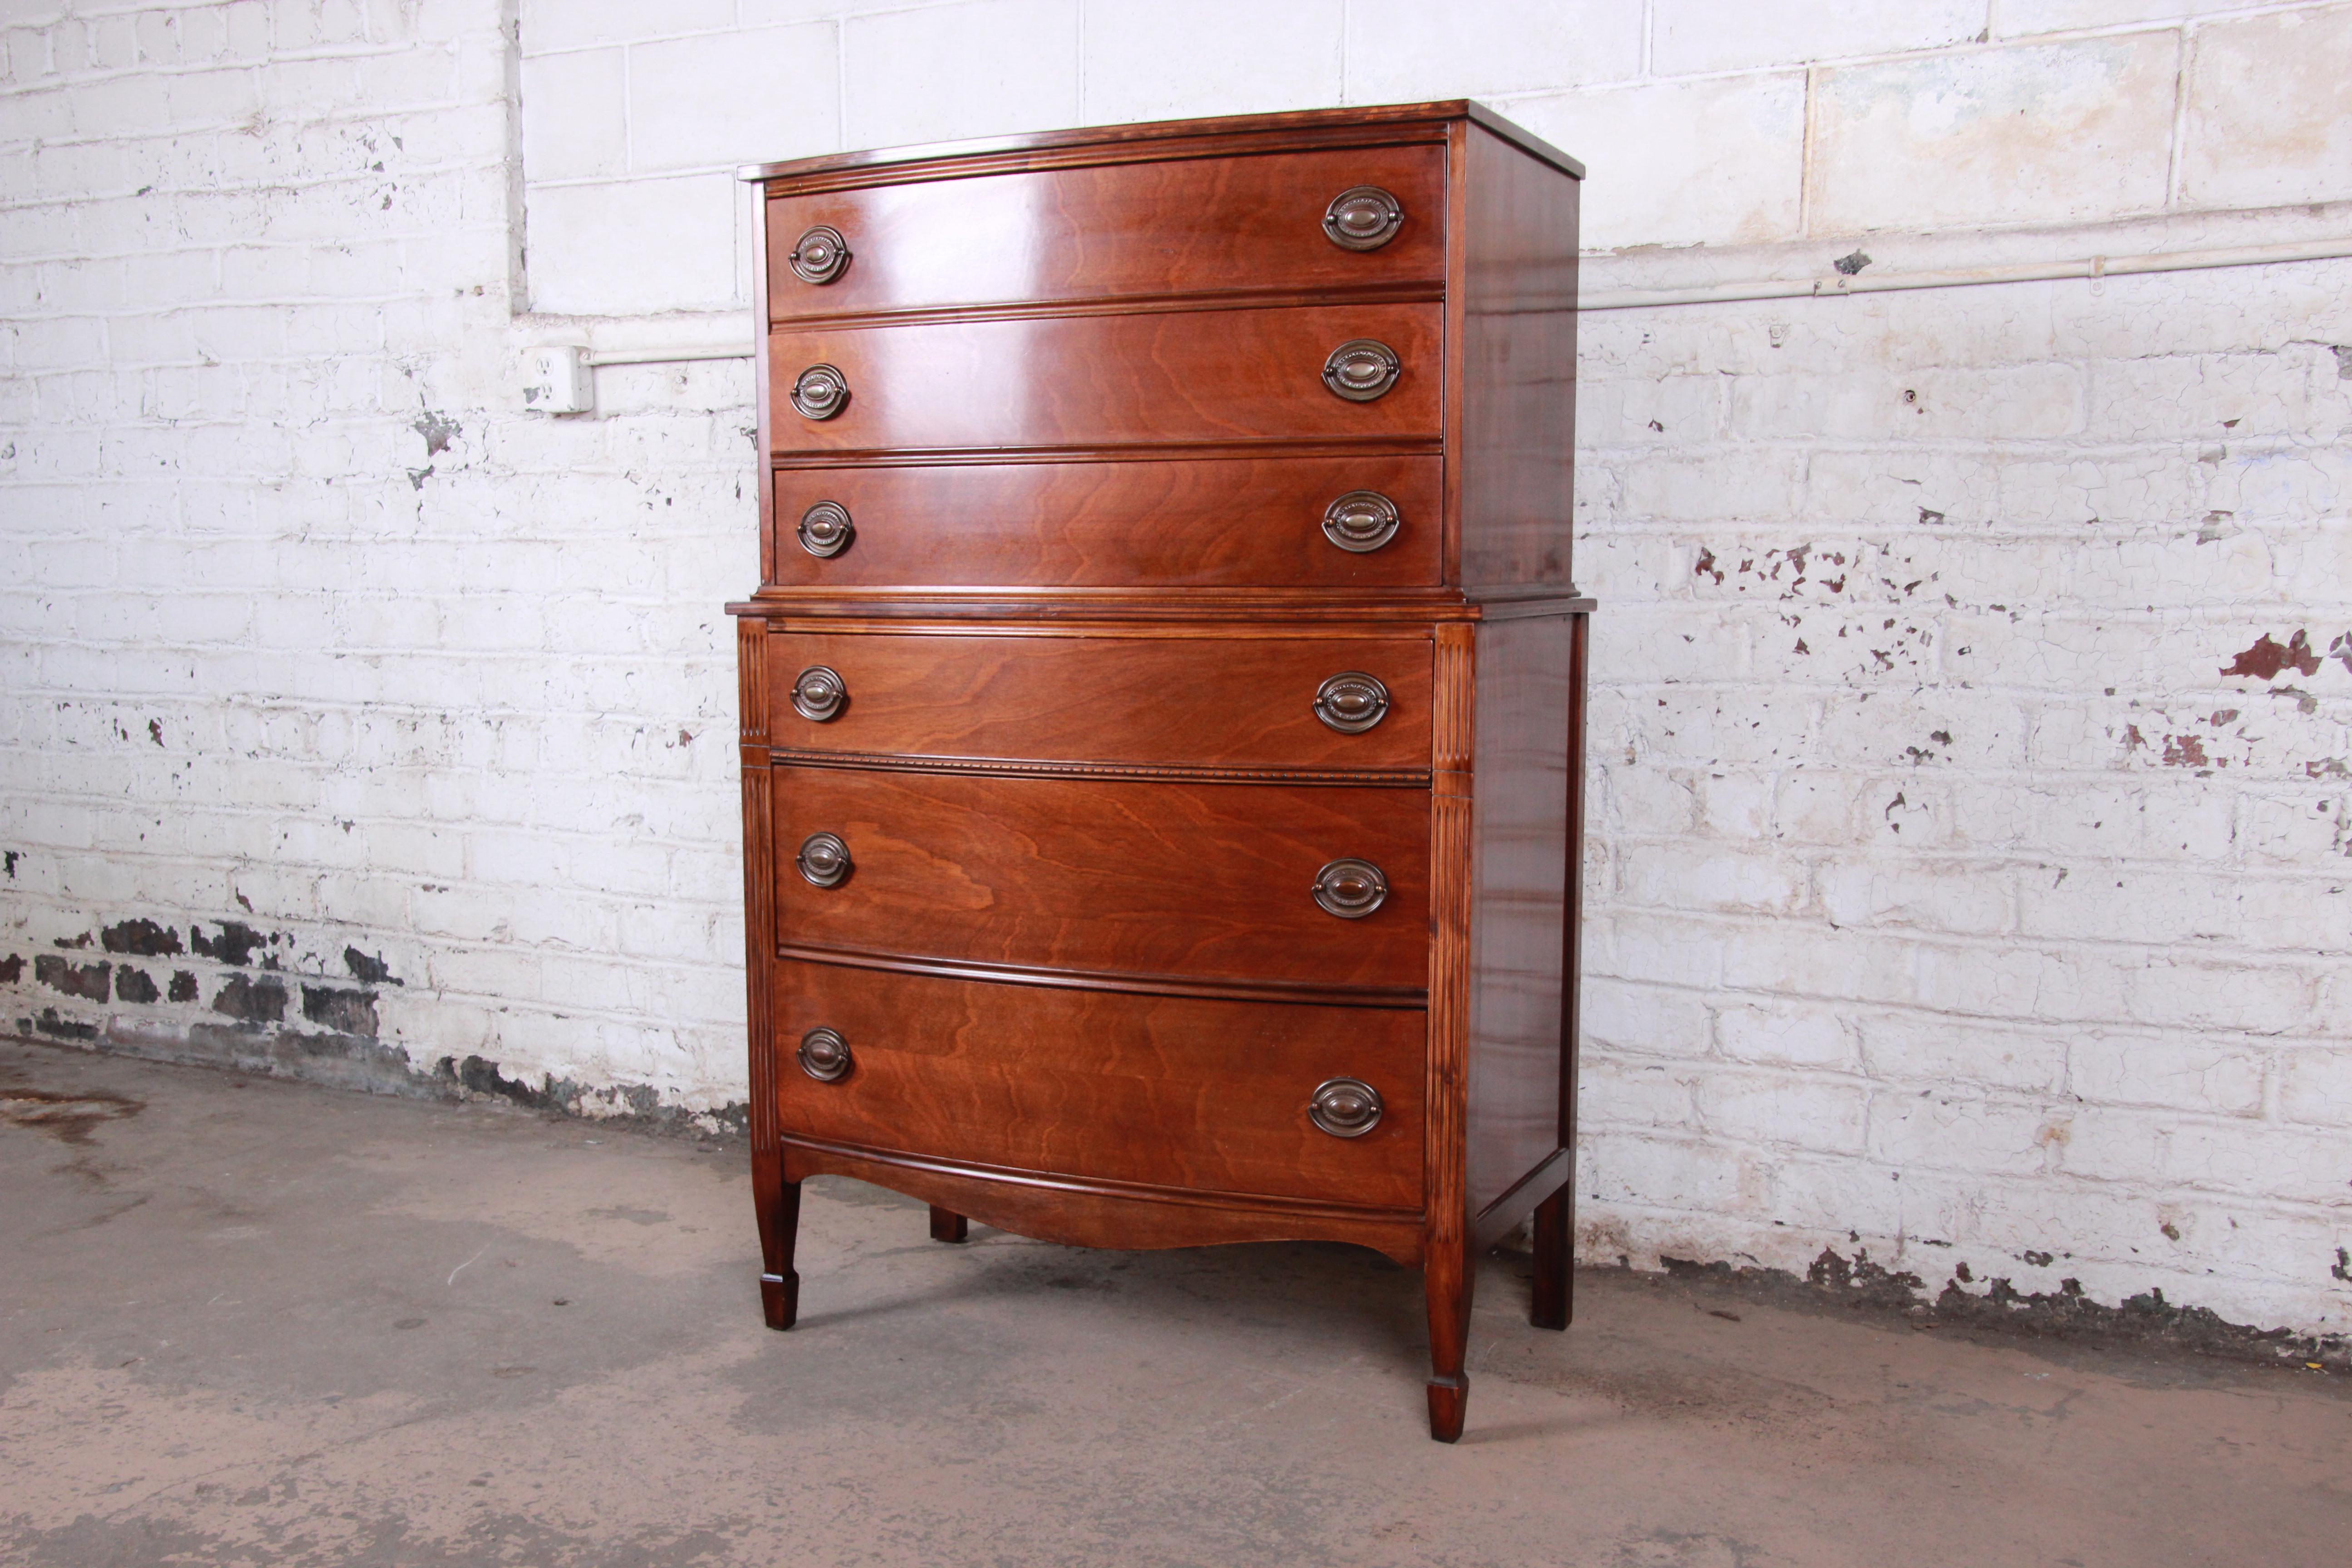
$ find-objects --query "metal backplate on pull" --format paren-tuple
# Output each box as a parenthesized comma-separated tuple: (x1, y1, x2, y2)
(798, 1027, 853, 1082)
(791, 666, 846, 722)
(1323, 187, 1404, 251)
(1312, 858, 1388, 919)
(1322, 339, 1400, 402)
(797, 500, 853, 557)
(791, 363, 849, 420)
(1313, 672, 1390, 734)
(1322, 490, 1401, 553)
(1309, 1078, 1383, 1137)
(796, 832, 852, 888)
(789, 225, 850, 284)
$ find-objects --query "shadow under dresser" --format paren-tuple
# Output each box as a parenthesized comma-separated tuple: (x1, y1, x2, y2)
(729, 100, 1588, 1442)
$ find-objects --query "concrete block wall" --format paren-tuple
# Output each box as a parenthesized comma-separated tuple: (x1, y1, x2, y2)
(4, 0, 2349, 1335)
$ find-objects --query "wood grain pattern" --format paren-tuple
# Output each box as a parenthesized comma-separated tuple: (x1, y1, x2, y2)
(1464, 613, 1572, 1215)
(1423, 621, 1477, 1441)
(1458, 121, 1580, 591)
(737, 621, 794, 1328)
(766, 456, 1442, 589)
(768, 304, 1440, 454)
(781, 1139, 1426, 1264)
(765, 627, 1431, 770)
(772, 959, 1425, 1207)
(770, 767, 1430, 989)
(766, 144, 1442, 318)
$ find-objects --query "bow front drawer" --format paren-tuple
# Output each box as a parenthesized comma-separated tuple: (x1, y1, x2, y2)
(768, 304, 1440, 452)
(765, 143, 1443, 318)
(771, 961, 1425, 1210)
(769, 769, 1430, 992)
(766, 629, 1432, 772)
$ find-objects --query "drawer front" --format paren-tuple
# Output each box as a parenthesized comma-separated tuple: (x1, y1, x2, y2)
(772, 960, 1426, 1209)
(769, 304, 1440, 453)
(771, 769, 1430, 990)
(769, 456, 1442, 588)
(766, 144, 1444, 318)
(768, 630, 1432, 771)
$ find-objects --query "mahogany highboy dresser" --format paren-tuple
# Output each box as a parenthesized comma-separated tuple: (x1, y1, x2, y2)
(730, 101, 1587, 1442)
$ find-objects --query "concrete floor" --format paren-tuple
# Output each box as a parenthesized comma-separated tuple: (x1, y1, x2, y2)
(3, 1040, 2346, 1568)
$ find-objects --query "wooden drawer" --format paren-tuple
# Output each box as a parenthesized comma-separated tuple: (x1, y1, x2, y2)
(772, 960, 1426, 1209)
(769, 456, 1442, 588)
(770, 768, 1430, 991)
(765, 144, 1444, 318)
(768, 304, 1440, 453)
(767, 629, 1431, 771)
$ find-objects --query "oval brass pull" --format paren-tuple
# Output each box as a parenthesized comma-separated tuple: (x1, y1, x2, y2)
(791, 666, 846, 722)
(798, 1026, 853, 1082)
(796, 832, 852, 888)
(1309, 1077, 1383, 1137)
(1322, 339, 1399, 402)
(797, 500, 853, 557)
(1312, 858, 1387, 919)
(1313, 672, 1389, 734)
(789, 225, 850, 285)
(1323, 187, 1403, 251)
(1322, 490, 1401, 553)
(791, 363, 849, 420)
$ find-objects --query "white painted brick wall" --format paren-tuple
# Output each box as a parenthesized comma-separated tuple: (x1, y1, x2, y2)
(3, 0, 2349, 1338)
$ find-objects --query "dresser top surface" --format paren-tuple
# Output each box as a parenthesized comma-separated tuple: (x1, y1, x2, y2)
(738, 99, 1585, 188)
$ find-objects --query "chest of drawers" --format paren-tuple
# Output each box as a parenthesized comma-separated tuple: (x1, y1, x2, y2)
(730, 101, 1587, 1442)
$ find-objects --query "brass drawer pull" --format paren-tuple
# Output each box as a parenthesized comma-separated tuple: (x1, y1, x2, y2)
(1322, 339, 1399, 402)
(789, 225, 850, 285)
(791, 666, 846, 722)
(1322, 490, 1400, 553)
(798, 1026, 853, 1082)
(1313, 672, 1389, 734)
(1312, 858, 1387, 919)
(797, 500, 853, 557)
(1323, 186, 1403, 251)
(791, 363, 849, 420)
(796, 832, 852, 887)
(1309, 1077, 1383, 1137)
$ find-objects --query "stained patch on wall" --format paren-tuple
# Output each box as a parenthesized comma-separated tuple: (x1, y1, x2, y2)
(2221, 630, 2320, 680)
(115, 967, 160, 1004)
(191, 922, 271, 967)
(34, 956, 111, 1002)
(301, 985, 378, 1037)
(211, 974, 287, 1024)
(101, 918, 182, 956)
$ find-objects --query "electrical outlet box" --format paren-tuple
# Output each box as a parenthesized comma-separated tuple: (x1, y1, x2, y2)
(522, 345, 591, 414)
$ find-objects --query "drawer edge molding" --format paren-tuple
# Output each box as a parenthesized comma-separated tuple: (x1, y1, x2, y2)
(770, 281, 1445, 331)
(769, 748, 1433, 789)
(773, 942, 1430, 1010)
(782, 1134, 1426, 1226)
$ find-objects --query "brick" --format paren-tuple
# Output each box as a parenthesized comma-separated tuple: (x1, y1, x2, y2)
(1079, 0, 1339, 125)
(1652, 0, 1983, 74)
(2179, 8, 2352, 211)
(1506, 73, 1803, 251)
(1344, 0, 1639, 102)
(1719, 1001, 1857, 1070)
(628, 24, 838, 173)
(2277, 1045, 2352, 1127)
(1820, 857, 2015, 936)
(1808, 35, 2178, 234)
(522, 173, 737, 315)
(1869, 1091, 2066, 1178)
(1862, 1011, 2069, 1094)
(1697, 1070, 1871, 1155)
(515, 46, 625, 183)
(843, 0, 1078, 150)
(2070, 1031, 2267, 1116)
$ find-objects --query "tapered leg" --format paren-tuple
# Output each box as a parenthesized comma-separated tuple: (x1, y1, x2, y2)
(1531, 1187, 1571, 1330)
(1425, 1233, 1475, 1442)
(756, 1167, 802, 1330)
(928, 1205, 969, 1244)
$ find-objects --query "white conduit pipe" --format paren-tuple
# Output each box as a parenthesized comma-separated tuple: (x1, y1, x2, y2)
(1577, 236, 2352, 311)
(580, 236, 2352, 364)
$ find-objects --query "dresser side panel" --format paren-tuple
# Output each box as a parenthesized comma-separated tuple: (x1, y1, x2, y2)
(1465, 614, 1571, 1215)
(1457, 124, 1579, 593)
